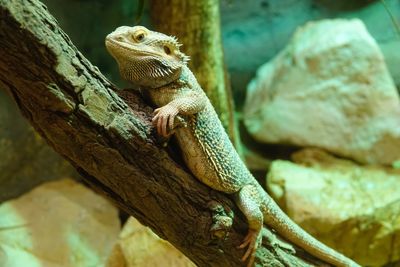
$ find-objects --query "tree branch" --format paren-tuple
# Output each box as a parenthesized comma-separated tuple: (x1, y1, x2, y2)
(0, 1, 328, 266)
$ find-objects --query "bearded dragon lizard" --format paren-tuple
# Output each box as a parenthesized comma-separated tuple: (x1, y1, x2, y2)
(105, 25, 360, 267)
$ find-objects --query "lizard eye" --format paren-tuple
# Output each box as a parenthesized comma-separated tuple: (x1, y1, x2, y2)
(133, 30, 146, 42)
(163, 45, 172, 55)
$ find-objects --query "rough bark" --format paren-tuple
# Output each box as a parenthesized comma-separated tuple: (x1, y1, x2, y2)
(149, 0, 242, 153)
(0, 0, 330, 266)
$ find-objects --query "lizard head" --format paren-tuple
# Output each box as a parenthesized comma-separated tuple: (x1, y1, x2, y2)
(105, 25, 189, 88)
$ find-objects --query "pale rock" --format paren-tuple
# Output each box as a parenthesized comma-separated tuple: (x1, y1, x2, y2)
(267, 148, 400, 266)
(0, 179, 120, 267)
(244, 18, 400, 165)
(106, 217, 195, 267)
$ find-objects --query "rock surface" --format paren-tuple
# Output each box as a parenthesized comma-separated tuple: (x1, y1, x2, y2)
(107, 217, 195, 267)
(267, 148, 400, 266)
(221, 0, 400, 102)
(244, 18, 400, 165)
(0, 179, 120, 267)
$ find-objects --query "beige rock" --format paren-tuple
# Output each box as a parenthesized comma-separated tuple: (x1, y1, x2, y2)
(267, 149, 400, 266)
(244, 18, 400, 165)
(0, 179, 120, 267)
(107, 217, 195, 267)
(381, 40, 400, 88)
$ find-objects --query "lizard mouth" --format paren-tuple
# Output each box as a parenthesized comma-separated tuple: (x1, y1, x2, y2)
(105, 38, 163, 58)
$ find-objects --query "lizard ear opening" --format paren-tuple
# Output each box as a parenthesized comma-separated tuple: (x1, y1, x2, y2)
(163, 45, 172, 55)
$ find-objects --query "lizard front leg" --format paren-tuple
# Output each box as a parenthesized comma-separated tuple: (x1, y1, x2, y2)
(152, 105, 179, 137)
(235, 184, 264, 267)
(152, 90, 207, 137)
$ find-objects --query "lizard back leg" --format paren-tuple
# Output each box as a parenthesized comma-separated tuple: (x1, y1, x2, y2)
(235, 184, 263, 267)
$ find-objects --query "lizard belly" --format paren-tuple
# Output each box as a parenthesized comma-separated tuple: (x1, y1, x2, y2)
(174, 128, 235, 192)
(174, 108, 249, 194)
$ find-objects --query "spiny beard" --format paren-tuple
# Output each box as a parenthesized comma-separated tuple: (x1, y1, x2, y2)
(121, 55, 182, 88)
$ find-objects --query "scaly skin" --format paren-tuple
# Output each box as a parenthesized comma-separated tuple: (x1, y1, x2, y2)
(105, 26, 360, 267)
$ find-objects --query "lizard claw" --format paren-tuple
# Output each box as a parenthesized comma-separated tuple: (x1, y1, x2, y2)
(152, 105, 179, 137)
(238, 229, 261, 267)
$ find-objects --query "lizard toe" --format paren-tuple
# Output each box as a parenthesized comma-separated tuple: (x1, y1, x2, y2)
(240, 229, 260, 265)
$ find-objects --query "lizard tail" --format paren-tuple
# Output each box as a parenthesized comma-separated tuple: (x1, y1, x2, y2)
(263, 196, 360, 267)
